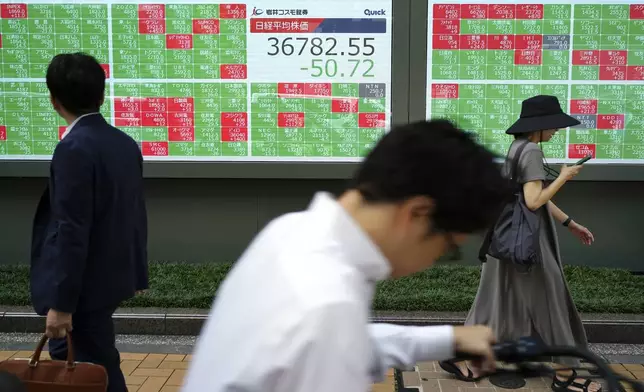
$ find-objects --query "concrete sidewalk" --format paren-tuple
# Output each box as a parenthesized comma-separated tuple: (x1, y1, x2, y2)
(398, 361, 644, 392)
(0, 350, 396, 392)
(1, 334, 643, 392)
(2, 349, 643, 392)
(2, 308, 644, 343)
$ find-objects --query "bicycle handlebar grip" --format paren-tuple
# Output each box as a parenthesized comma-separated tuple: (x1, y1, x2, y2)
(454, 337, 545, 362)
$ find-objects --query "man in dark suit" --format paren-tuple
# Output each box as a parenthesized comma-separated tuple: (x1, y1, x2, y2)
(31, 53, 148, 392)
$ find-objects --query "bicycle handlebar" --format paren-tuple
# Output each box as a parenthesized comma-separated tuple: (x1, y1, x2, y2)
(455, 337, 600, 363)
(451, 337, 644, 392)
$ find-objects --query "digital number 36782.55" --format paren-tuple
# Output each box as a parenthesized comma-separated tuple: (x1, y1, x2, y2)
(267, 37, 375, 56)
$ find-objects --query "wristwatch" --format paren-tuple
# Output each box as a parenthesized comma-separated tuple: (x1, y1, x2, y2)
(563, 217, 572, 227)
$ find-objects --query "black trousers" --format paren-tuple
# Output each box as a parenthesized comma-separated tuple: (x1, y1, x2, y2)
(48, 307, 126, 392)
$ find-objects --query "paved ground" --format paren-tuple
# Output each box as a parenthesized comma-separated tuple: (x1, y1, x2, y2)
(2, 334, 644, 392)
(5, 349, 642, 392)
(0, 350, 396, 392)
(397, 343, 644, 391)
(399, 361, 644, 392)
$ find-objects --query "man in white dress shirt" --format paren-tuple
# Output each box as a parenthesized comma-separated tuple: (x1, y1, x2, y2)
(183, 120, 512, 392)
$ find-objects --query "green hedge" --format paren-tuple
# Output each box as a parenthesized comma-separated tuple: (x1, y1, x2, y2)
(1, 263, 643, 313)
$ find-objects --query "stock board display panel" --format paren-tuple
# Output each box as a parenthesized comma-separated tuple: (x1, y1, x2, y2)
(427, 1, 644, 163)
(0, 0, 391, 161)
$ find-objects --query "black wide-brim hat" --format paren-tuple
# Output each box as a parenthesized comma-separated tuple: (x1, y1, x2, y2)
(506, 95, 580, 135)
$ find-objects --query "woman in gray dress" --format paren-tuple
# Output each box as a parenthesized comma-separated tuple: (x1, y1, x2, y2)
(440, 96, 599, 392)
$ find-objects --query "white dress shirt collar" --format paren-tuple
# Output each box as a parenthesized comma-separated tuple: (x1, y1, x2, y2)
(61, 112, 100, 140)
(307, 192, 392, 282)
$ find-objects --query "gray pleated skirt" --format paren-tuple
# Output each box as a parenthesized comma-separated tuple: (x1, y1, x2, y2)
(465, 206, 588, 365)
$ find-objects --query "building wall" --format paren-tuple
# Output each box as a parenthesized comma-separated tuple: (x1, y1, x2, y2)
(2, 177, 643, 271)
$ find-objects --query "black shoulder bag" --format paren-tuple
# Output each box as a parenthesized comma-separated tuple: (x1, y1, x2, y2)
(478, 141, 541, 267)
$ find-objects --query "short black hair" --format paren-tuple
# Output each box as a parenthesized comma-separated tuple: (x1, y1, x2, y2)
(351, 120, 511, 234)
(46, 52, 105, 116)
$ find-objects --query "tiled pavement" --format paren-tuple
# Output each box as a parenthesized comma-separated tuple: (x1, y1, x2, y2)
(0, 350, 397, 392)
(399, 361, 644, 392)
(2, 348, 643, 392)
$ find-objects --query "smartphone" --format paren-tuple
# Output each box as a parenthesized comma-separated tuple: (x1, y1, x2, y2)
(575, 154, 592, 166)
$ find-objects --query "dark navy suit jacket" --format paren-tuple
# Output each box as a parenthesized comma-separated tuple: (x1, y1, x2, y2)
(31, 113, 148, 316)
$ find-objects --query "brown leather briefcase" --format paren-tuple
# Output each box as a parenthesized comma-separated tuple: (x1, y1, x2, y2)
(0, 333, 108, 392)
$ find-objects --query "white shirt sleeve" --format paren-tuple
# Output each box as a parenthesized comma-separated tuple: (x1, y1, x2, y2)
(280, 303, 371, 392)
(367, 323, 455, 382)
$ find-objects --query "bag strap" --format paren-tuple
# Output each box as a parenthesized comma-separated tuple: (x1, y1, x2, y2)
(510, 140, 530, 186)
(29, 333, 75, 369)
(477, 140, 530, 262)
